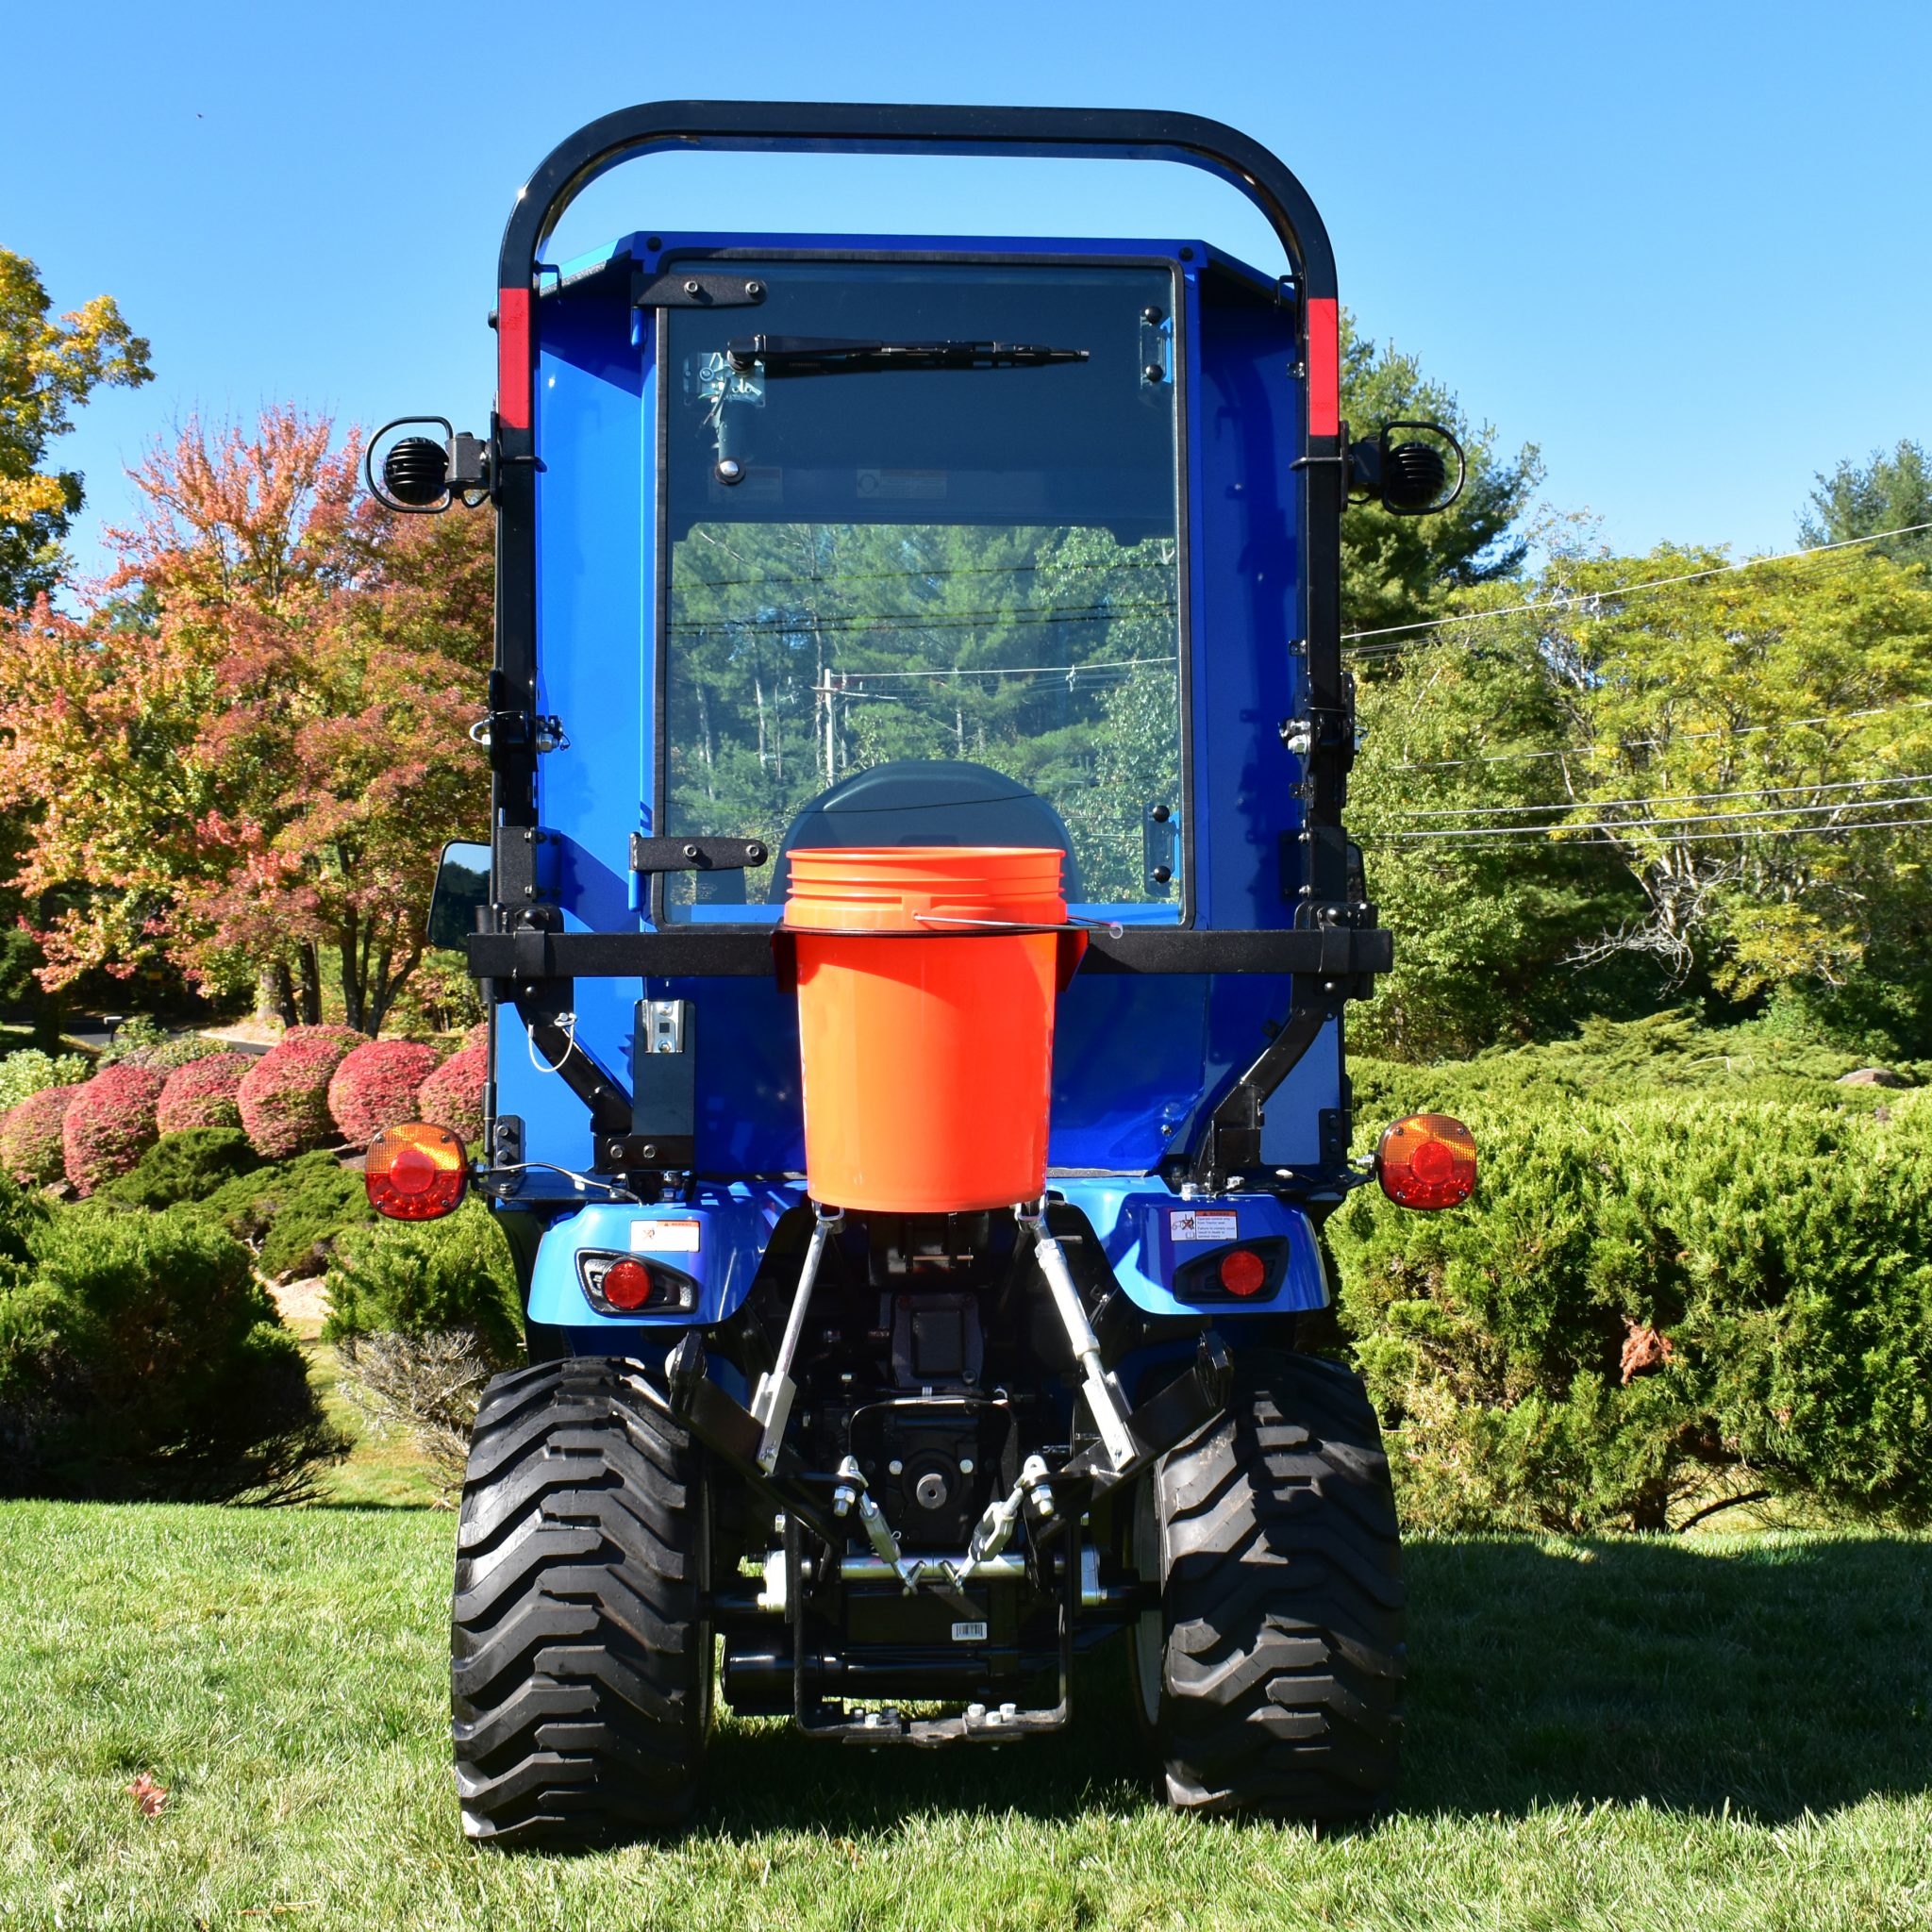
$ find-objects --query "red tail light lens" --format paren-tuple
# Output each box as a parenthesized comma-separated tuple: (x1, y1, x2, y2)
(1377, 1113, 1476, 1209)
(1218, 1248, 1269, 1296)
(600, 1259, 655, 1311)
(365, 1122, 468, 1220)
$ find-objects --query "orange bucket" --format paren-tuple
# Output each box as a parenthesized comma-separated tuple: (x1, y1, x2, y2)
(784, 846, 1081, 1212)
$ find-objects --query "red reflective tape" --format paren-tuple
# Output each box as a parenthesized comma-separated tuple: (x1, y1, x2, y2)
(497, 286, 532, 429)
(1305, 296, 1340, 438)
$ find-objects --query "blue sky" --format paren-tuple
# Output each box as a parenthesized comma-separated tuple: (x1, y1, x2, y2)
(8, 0, 1928, 586)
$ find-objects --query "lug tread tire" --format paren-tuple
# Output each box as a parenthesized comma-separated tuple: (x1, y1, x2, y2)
(1144, 1350, 1404, 1819)
(450, 1357, 708, 1845)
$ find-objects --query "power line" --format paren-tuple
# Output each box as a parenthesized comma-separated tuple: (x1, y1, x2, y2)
(668, 600, 1178, 636)
(1341, 520, 1932, 653)
(1389, 696, 1932, 774)
(804, 655, 1174, 682)
(1401, 771, 1932, 820)
(1388, 813, 1932, 852)
(1389, 792, 1932, 841)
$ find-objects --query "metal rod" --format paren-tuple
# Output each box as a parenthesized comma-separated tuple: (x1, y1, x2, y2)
(1018, 1204, 1138, 1471)
(750, 1205, 841, 1471)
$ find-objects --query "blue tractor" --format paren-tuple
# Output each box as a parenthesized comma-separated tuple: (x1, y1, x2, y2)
(370, 101, 1474, 1843)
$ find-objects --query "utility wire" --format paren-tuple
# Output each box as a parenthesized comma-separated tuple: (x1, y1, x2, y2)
(1390, 792, 1932, 840)
(1401, 771, 1932, 819)
(1341, 520, 1932, 652)
(1390, 697, 1932, 774)
(1374, 812, 1932, 852)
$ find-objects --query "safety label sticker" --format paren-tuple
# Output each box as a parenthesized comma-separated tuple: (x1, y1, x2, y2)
(630, 1219, 702, 1254)
(1170, 1209, 1239, 1243)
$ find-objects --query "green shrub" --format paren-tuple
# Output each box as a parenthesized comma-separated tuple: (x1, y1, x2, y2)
(201, 1149, 373, 1280)
(1326, 1073, 1932, 1533)
(0, 1197, 346, 1501)
(324, 1200, 523, 1367)
(0, 1048, 91, 1116)
(99, 1128, 260, 1209)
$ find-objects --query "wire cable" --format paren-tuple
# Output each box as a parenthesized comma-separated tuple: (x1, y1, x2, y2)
(1388, 697, 1932, 774)
(1341, 520, 1932, 650)
(1401, 771, 1932, 819)
(1378, 812, 1932, 852)
(1389, 794, 1932, 840)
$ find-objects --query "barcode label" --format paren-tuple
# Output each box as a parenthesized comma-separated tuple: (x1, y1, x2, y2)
(951, 1620, 989, 1643)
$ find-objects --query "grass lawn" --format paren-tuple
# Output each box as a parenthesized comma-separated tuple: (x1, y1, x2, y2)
(0, 1506, 1924, 1932)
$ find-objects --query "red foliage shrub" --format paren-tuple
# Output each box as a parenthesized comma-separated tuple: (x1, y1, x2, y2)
(282, 1024, 366, 1056)
(156, 1053, 257, 1134)
(63, 1063, 168, 1195)
(416, 1044, 485, 1150)
(238, 1034, 360, 1158)
(1, 1083, 84, 1185)
(460, 1020, 490, 1055)
(328, 1040, 441, 1148)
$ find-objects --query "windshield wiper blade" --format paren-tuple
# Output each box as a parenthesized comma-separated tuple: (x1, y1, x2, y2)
(724, 336, 1089, 377)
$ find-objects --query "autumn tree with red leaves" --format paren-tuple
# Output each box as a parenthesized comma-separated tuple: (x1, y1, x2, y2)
(0, 408, 492, 1033)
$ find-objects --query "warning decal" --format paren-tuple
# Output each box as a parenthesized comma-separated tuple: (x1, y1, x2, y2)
(1170, 1209, 1239, 1243)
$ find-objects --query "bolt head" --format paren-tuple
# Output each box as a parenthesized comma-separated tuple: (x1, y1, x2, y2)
(683, 278, 701, 295)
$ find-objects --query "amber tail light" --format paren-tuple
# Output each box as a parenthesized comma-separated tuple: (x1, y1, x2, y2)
(365, 1122, 468, 1220)
(1376, 1113, 1476, 1210)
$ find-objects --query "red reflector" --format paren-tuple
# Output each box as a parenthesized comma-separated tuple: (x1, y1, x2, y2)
(497, 286, 532, 430)
(365, 1122, 467, 1220)
(601, 1258, 655, 1311)
(1218, 1247, 1268, 1297)
(1305, 296, 1340, 438)
(1377, 1113, 1477, 1210)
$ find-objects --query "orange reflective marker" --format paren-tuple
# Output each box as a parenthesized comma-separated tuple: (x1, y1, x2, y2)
(366, 1122, 468, 1220)
(1376, 1113, 1477, 1210)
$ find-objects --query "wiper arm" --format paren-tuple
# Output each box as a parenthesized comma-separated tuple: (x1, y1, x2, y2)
(724, 336, 1089, 377)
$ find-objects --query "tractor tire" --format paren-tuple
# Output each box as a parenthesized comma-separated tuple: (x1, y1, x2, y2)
(1129, 1348, 1404, 1819)
(450, 1357, 712, 1844)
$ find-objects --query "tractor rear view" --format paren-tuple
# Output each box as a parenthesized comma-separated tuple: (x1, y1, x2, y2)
(368, 101, 1474, 1841)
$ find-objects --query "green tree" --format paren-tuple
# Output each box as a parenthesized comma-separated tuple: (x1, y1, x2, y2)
(0, 250, 152, 608)
(1339, 311, 1542, 638)
(1799, 438, 1932, 572)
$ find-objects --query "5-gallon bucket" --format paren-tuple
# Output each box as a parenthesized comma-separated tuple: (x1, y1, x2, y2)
(784, 846, 1082, 1213)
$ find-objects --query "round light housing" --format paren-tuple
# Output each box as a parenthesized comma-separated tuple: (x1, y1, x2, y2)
(600, 1258, 656, 1311)
(365, 1122, 468, 1220)
(1377, 1113, 1477, 1210)
(1218, 1247, 1269, 1297)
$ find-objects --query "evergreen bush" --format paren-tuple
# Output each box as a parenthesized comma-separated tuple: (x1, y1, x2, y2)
(324, 1199, 523, 1365)
(61, 1063, 166, 1195)
(100, 1127, 260, 1209)
(0, 1195, 346, 1500)
(1327, 1066, 1932, 1532)
(201, 1149, 373, 1280)
(415, 1042, 485, 1148)
(0, 1084, 83, 1185)
(324, 1202, 523, 1490)
(327, 1040, 441, 1149)
(156, 1052, 256, 1134)
(237, 1035, 359, 1158)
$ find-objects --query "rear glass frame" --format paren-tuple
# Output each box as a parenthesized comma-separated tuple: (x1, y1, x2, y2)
(648, 247, 1195, 930)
